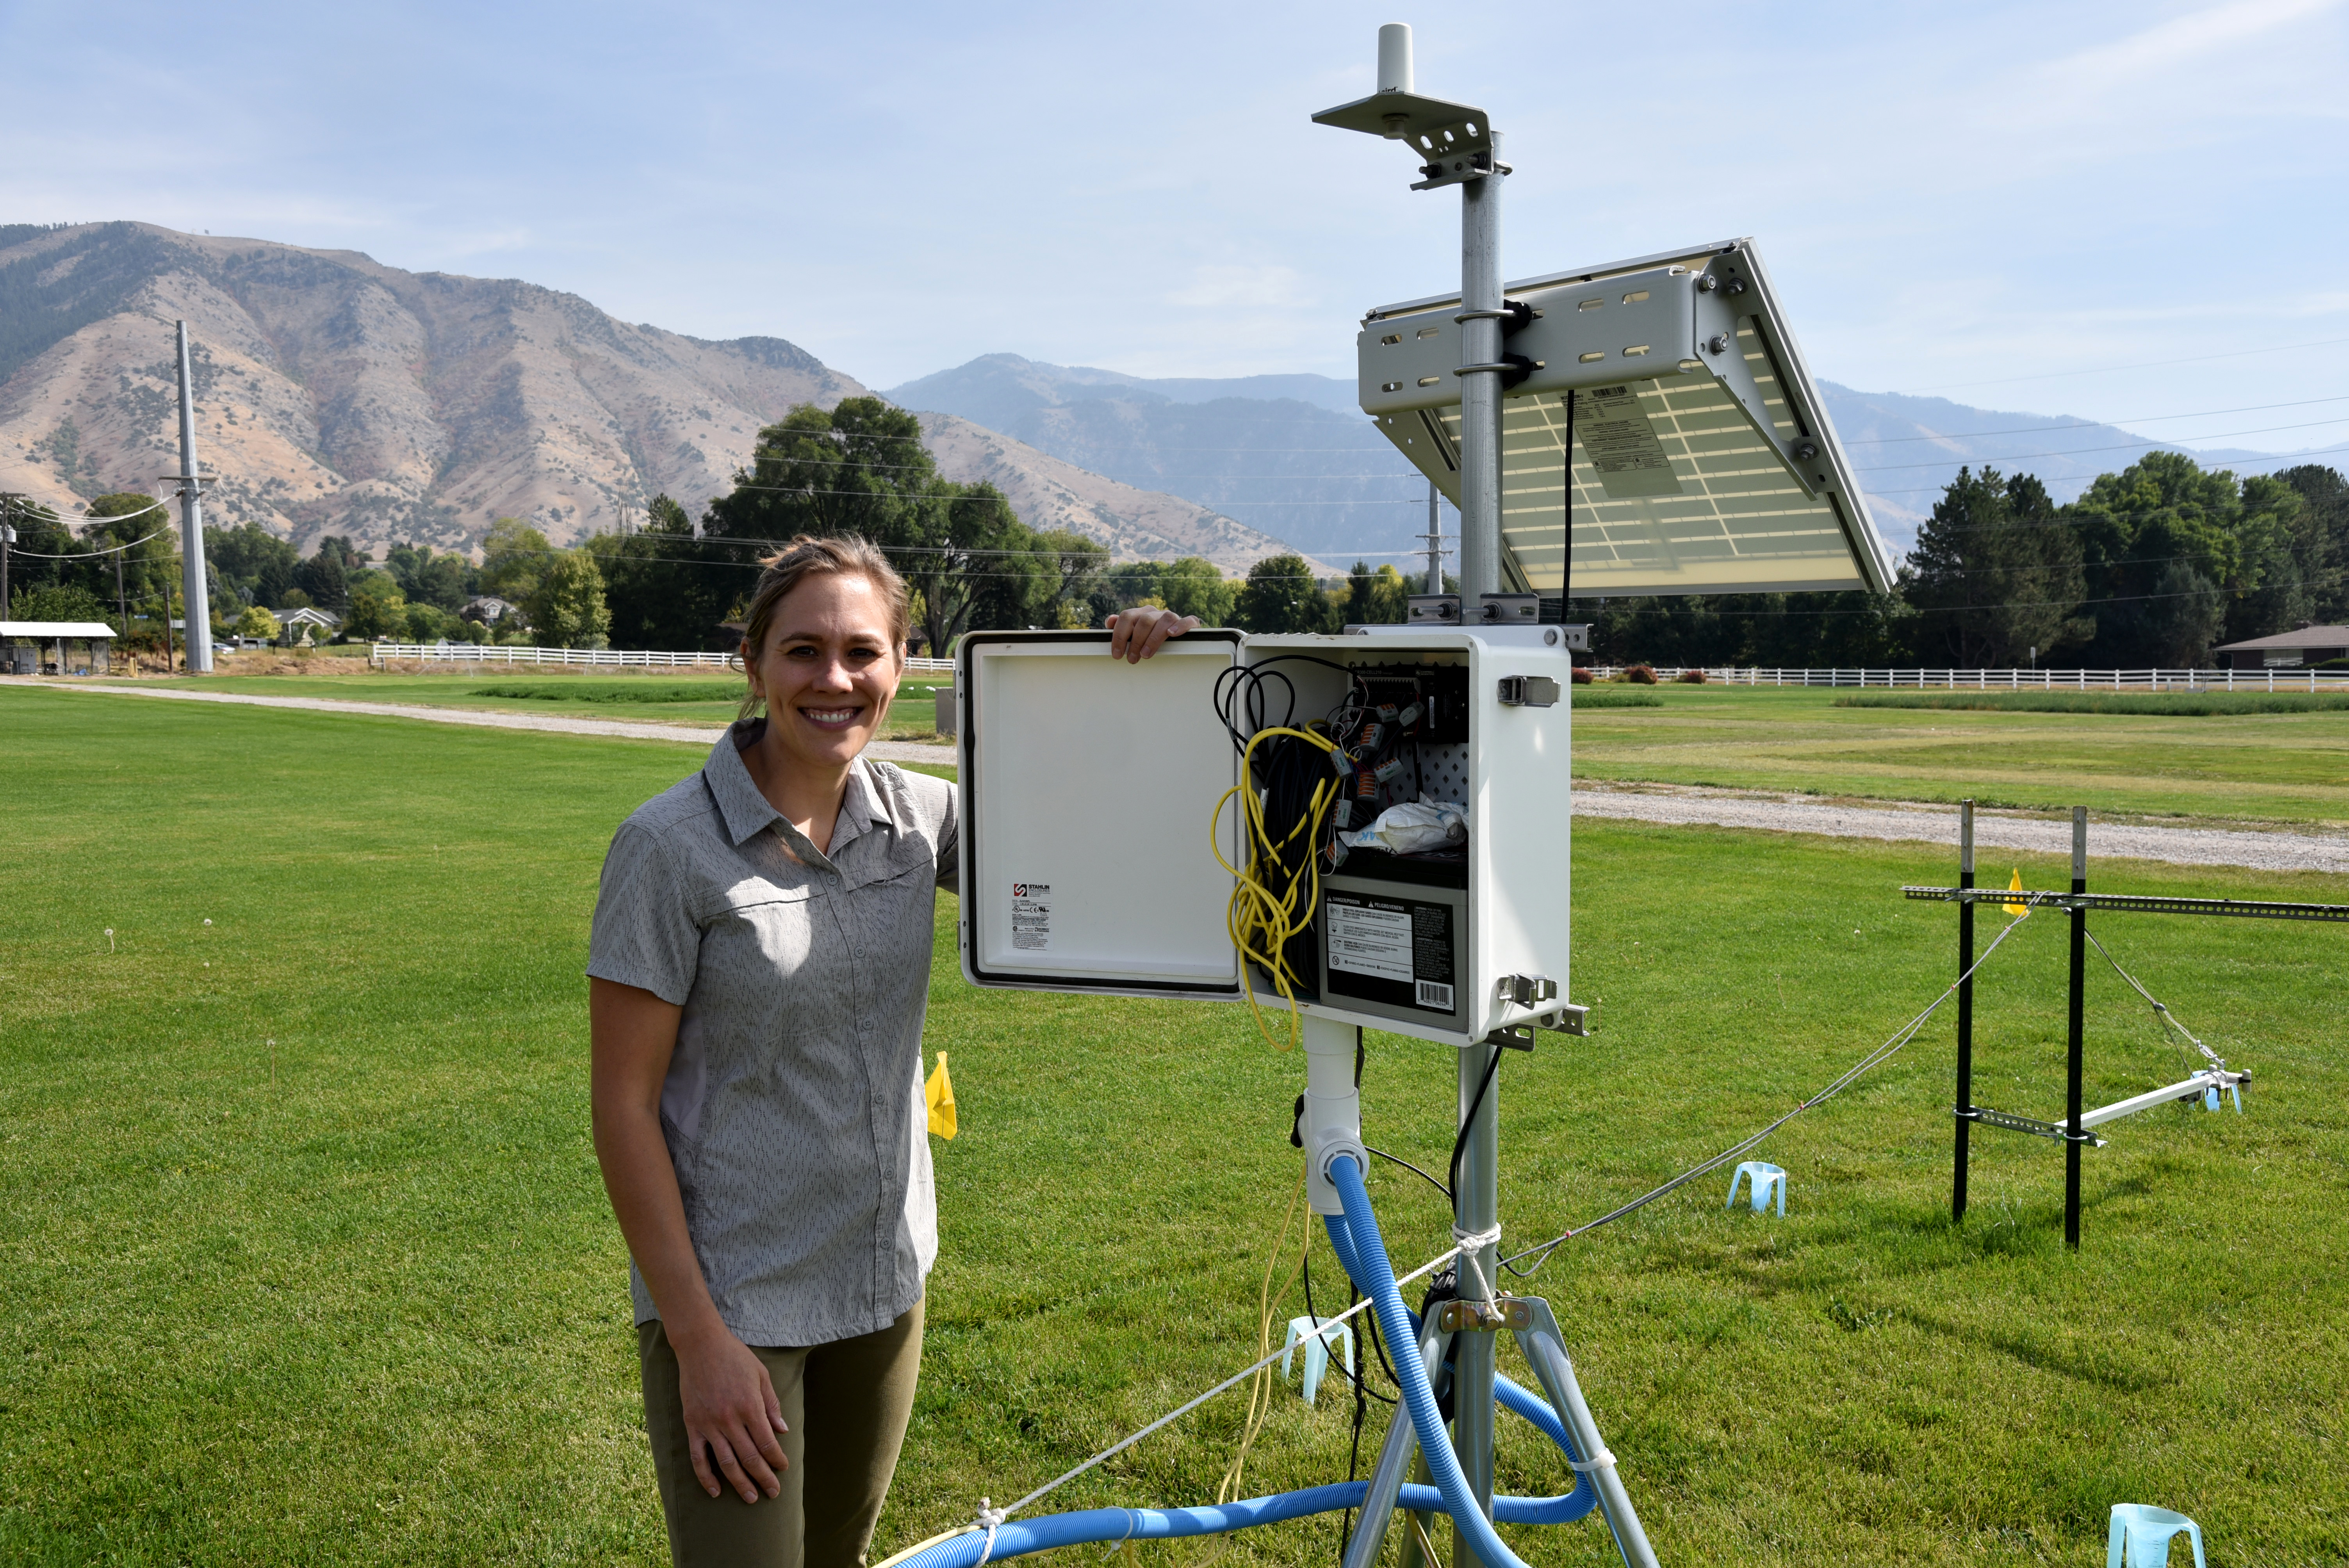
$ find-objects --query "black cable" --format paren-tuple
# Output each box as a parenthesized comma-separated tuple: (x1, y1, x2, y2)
(1338, 1276, 1367, 1566)
(1448, 1045, 1504, 1224)
(1299, 1255, 1395, 1407)
(1366, 1145, 1453, 1204)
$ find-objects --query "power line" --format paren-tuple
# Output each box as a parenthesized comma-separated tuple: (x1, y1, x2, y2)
(1889, 333, 2349, 395)
(1855, 442, 2349, 499)
(1853, 416, 2349, 474)
(1841, 392, 2349, 445)
(6, 522, 178, 559)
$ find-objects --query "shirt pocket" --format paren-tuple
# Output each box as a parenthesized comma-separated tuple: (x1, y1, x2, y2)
(706, 880, 826, 983)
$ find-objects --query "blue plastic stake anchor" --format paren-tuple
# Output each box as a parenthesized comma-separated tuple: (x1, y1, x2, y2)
(1280, 1316, 1355, 1406)
(1726, 1162, 1787, 1217)
(2107, 1504, 2206, 1568)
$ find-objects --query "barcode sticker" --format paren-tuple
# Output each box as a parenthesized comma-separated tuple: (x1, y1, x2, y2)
(1416, 979, 1454, 1010)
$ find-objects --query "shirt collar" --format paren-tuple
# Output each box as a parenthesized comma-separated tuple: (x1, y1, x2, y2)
(704, 719, 896, 857)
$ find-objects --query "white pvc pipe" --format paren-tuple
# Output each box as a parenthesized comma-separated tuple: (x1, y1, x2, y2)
(2068, 1068, 2244, 1132)
(1301, 1015, 1360, 1217)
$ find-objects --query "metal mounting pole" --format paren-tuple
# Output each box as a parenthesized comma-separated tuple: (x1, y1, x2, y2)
(1953, 800, 1975, 1223)
(2065, 807, 2087, 1250)
(1457, 148, 1504, 601)
(172, 321, 214, 673)
(1452, 1039, 1499, 1560)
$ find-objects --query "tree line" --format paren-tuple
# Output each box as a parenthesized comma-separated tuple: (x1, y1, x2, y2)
(1570, 454, 2349, 670)
(41, 396, 2319, 667)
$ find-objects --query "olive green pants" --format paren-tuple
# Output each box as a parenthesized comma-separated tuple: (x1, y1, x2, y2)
(638, 1300, 924, 1568)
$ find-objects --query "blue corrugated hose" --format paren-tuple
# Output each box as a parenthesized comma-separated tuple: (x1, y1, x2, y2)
(887, 1158, 1591, 1568)
(1326, 1153, 1537, 1568)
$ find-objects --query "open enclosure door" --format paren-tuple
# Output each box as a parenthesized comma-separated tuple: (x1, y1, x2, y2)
(958, 630, 1243, 998)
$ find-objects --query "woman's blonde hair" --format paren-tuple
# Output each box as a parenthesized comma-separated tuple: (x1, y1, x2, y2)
(733, 535, 911, 721)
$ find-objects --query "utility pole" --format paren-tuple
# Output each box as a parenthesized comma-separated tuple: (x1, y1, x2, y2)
(0, 492, 18, 613)
(169, 321, 215, 673)
(113, 547, 128, 675)
(1419, 479, 1448, 594)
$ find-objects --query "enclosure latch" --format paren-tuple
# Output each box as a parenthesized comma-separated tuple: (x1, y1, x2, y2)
(1497, 675, 1559, 707)
(1501, 973, 1557, 1007)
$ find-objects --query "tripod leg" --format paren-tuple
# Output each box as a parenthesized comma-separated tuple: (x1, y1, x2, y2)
(1343, 1309, 1453, 1568)
(1514, 1301, 1658, 1568)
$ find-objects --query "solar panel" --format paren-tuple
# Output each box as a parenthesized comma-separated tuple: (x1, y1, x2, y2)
(1360, 239, 1894, 596)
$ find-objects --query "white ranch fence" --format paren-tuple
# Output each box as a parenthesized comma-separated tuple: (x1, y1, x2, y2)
(1582, 666, 2349, 691)
(369, 641, 956, 675)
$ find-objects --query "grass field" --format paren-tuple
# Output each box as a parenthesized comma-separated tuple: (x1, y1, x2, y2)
(87, 670, 954, 739)
(79, 671, 2349, 823)
(1839, 692, 2349, 718)
(4, 684, 2344, 1565)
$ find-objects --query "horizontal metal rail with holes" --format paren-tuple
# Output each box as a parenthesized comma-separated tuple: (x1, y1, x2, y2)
(1903, 886, 2349, 923)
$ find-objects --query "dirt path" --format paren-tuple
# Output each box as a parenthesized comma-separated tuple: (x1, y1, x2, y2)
(1574, 784, 2349, 876)
(20, 681, 2347, 874)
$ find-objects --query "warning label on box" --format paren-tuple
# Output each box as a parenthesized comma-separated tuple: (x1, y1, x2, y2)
(1011, 881, 1052, 951)
(1328, 899, 1412, 984)
(1325, 892, 1458, 1016)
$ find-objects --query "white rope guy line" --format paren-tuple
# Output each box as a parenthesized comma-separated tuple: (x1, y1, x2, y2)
(2083, 928, 2226, 1071)
(990, 1242, 1469, 1525)
(1503, 899, 2046, 1275)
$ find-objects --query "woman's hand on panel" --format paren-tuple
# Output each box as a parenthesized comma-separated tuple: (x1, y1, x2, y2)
(1105, 606, 1200, 663)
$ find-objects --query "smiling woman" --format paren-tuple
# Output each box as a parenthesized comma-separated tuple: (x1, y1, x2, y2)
(587, 536, 947, 1568)
(585, 534, 1192, 1568)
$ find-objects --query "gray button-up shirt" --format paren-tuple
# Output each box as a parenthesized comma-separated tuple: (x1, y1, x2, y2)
(587, 720, 958, 1347)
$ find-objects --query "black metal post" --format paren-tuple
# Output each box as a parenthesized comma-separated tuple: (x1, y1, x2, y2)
(2065, 807, 2087, 1250)
(1954, 800, 1975, 1223)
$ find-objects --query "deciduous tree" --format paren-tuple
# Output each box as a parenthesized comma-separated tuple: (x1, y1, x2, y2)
(527, 549, 611, 648)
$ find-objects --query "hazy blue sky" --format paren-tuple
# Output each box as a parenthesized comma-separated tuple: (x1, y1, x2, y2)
(8, 0, 2347, 462)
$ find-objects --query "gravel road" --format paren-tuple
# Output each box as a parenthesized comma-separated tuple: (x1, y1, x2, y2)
(20, 681, 2347, 873)
(14, 680, 959, 765)
(1575, 785, 2349, 875)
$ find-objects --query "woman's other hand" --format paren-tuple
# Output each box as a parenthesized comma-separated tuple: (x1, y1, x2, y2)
(1105, 606, 1201, 663)
(671, 1323, 791, 1502)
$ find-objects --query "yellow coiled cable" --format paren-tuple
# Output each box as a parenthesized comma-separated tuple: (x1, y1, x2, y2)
(1210, 724, 1344, 1052)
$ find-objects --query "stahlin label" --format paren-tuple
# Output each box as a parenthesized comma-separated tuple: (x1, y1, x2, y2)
(1011, 881, 1052, 951)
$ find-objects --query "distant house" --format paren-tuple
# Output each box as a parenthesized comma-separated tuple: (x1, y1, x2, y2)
(462, 595, 516, 625)
(2211, 625, 2349, 670)
(278, 606, 342, 640)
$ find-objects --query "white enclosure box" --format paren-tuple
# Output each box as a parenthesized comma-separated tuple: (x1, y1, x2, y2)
(956, 626, 1576, 1047)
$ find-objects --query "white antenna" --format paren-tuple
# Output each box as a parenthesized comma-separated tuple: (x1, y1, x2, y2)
(1376, 23, 1413, 93)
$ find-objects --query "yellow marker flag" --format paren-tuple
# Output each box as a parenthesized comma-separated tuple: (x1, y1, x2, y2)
(925, 1052, 957, 1139)
(2004, 868, 2029, 918)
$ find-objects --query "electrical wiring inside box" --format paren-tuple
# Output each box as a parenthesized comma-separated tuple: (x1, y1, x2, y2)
(1213, 656, 1473, 1038)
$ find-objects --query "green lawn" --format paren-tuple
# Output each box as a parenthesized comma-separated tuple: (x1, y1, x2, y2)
(87, 669, 954, 741)
(2, 687, 2343, 1565)
(1571, 685, 2349, 825)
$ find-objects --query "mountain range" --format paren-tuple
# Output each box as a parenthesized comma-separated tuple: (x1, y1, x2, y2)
(4, 222, 2331, 574)
(886, 357, 2313, 560)
(0, 223, 1285, 568)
